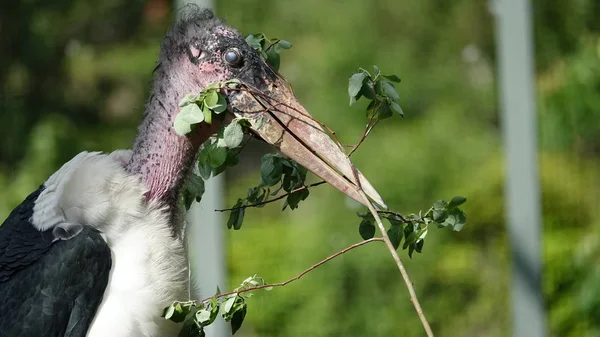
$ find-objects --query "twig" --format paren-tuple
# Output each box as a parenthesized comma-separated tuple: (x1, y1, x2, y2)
(198, 238, 384, 303)
(215, 181, 326, 212)
(377, 210, 408, 222)
(349, 164, 434, 336)
(348, 113, 380, 157)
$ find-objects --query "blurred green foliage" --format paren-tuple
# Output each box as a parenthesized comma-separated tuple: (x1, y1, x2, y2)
(0, 0, 599, 336)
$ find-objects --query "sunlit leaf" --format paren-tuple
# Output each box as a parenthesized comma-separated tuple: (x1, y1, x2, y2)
(223, 122, 244, 148)
(348, 72, 367, 104)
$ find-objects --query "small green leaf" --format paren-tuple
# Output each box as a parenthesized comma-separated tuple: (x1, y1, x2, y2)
(408, 244, 416, 258)
(443, 208, 467, 231)
(285, 188, 309, 210)
(265, 48, 280, 71)
(174, 112, 193, 136)
(181, 104, 205, 124)
(179, 93, 200, 107)
(359, 81, 376, 100)
(359, 219, 376, 240)
(245, 34, 264, 50)
(348, 72, 367, 104)
(383, 74, 401, 83)
(375, 102, 393, 119)
(433, 200, 449, 210)
(221, 295, 237, 315)
(178, 318, 202, 337)
(230, 303, 247, 335)
(277, 40, 292, 49)
(202, 104, 212, 124)
(432, 209, 448, 222)
(381, 81, 400, 100)
(387, 222, 403, 250)
(448, 196, 467, 208)
(390, 101, 404, 116)
(223, 122, 244, 148)
(212, 94, 228, 113)
(195, 308, 212, 325)
(372, 65, 381, 78)
(208, 146, 227, 168)
(415, 239, 425, 253)
(260, 154, 283, 186)
(205, 90, 219, 108)
(227, 199, 245, 230)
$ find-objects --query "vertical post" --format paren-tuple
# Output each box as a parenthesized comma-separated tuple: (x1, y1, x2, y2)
(491, 0, 546, 336)
(175, 1, 229, 336)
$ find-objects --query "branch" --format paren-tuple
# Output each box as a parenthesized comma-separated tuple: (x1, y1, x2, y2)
(215, 181, 326, 212)
(349, 164, 434, 336)
(198, 238, 384, 303)
(348, 108, 380, 157)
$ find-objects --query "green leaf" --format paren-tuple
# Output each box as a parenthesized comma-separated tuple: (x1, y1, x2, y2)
(212, 94, 228, 113)
(433, 200, 449, 210)
(195, 308, 212, 325)
(227, 199, 245, 230)
(408, 244, 416, 258)
(179, 93, 200, 107)
(208, 146, 227, 168)
(348, 72, 367, 104)
(277, 40, 292, 49)
(181, 104, 205, 124)
(183, 174, 205, 209)
(387, 222, 403, 250)
(390, 101, 404, 116)
(432, 208, 448, 222)
(174, 113, 193, 136)
(174, 103, 205, 136)
(375, 102, 393, 119)
(372, 65, 381, 78)
(245, 34, 264, 50)
(178, 318, 202, 337)
(448, 196, 467, 208)
(265, 48, 280, 71)
(442, 208, 467, 231)
(286, 188, 309, 210)
(359, 81, 376, 100)
(230, 303, 247, 335)
(415, 239, 425, 253)
(381, 81, 400, 100)
(221, 295, 237, 315)
(223, 122, 244, 148)
(205, 91, 219, 108)
(260, 154, 283, 186)
(202, 104, 212, 124)
(358, 219, 376, 240)
(383, 74, 401, 83)
(163, 302, 192, 323)
(403, 232, 416, 250)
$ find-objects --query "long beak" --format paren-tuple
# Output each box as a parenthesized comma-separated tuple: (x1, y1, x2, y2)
(229, 75, 387, 210)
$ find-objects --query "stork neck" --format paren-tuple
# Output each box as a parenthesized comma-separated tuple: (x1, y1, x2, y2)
(125, 94, 196, 207)
(124, 61, 206, 208)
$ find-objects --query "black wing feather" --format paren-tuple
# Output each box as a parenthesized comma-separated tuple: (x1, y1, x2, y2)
(0, 187, 112, 337)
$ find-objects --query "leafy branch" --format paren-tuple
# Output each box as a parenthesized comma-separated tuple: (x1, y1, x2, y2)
(170, 33, 468, 337)
(164, 237, 384, 336)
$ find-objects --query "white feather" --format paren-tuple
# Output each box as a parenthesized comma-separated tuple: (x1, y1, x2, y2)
(32, 151, 189, 337)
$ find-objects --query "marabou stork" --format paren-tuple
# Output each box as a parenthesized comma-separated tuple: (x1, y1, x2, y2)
(0, 7, 384, 337)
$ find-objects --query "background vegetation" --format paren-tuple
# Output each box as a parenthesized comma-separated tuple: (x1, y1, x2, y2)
(1, 0, 599, 336)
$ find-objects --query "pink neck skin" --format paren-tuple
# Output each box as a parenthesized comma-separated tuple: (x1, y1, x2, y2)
(125, 58, 224, 207)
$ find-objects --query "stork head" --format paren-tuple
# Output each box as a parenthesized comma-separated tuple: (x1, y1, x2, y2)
(160, 6, 385, 209)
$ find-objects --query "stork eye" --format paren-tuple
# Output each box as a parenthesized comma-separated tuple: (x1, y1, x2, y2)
(224, 49, 243, 66)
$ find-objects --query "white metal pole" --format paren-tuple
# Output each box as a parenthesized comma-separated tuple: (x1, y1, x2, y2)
(491, 0, 546, 336)
(175, 1, 229, 336)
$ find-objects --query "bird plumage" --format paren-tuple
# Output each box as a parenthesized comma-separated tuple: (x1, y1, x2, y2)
(1, 150, 189, 337)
